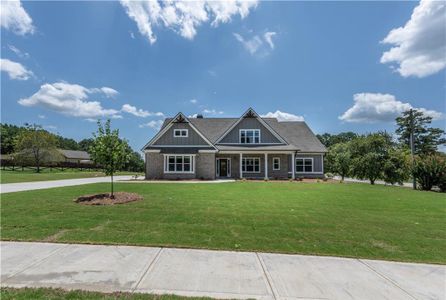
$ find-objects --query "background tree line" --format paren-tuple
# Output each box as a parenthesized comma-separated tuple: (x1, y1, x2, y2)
(0, 123, 144, 172)
(317, 109, 445, 192)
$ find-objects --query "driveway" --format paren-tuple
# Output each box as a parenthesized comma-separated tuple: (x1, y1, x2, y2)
(0, 176, 132, 194)
(1, 241, 444, 299)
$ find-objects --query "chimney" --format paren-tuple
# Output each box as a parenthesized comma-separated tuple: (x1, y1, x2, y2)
(196, 114, 204, 119)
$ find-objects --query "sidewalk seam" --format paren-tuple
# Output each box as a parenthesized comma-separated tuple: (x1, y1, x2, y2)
(256, 252, 279, 300)
(358, 259, 418, 300)
(2, 243, 70, 282)
(131, 247, 164, 292)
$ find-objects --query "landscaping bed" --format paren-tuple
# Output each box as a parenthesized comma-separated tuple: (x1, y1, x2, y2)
(75, 192, 142, 205)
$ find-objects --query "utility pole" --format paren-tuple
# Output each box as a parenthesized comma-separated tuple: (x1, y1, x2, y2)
(409, 109, 416, 190)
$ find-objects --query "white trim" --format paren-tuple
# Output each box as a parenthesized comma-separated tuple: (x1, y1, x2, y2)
(219, 151, 294, 155)
(216, 158, 231, 177)
(215, 107, 288, 144)
(149, 145, 212, 148)
(241, 157, 261, 173)
(295, 157, 314, 173)
(272, 157, 280, 171)
(291, 152, 295, 179)
(141, 112, 217, 150)
(218, 143, 283, 145)
(240, 153, 243, 179)
(174, 129, 188, 138)
(163, 154, 196, 174)
(199, 149, 218, 153)
(321, 154, 324, 174)
(144, 149, 161, 153)
(239, 129, 261, 144)
(264, 153, 268, 179)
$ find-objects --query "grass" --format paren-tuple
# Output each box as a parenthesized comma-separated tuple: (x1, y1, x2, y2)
(0, 169, 143, 183)
(0, 287, 207, 300)
(1, 181, 445, 264)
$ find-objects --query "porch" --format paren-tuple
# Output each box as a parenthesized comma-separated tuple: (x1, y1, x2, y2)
(215, 152, 324, 180)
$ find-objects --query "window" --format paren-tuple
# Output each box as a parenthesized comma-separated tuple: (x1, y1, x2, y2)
(174, 129, 188, 137)
(273, 157, 280, 170)
(240, 129, 260, 144)
(164, 155, 194, 173)
(242, 157, 260, 173)
(296, 158, 313, 173)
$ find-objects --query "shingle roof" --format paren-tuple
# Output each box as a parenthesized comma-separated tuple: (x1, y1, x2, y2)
(58, 149, 91, 159)
(159, 117, 326, 153)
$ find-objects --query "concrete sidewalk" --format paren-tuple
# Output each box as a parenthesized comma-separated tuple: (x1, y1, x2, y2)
(0, 176, 132, 194)
(1, 242, 444, 299)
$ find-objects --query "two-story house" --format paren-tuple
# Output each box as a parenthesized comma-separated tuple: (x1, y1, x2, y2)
(142, 108, 327, 180)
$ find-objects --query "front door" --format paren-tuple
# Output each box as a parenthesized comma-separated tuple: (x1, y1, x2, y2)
(218, 159, 230, 177)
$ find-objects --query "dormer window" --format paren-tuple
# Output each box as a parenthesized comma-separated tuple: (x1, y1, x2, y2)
(240, 129, 260, 144)
(174, 129, 188, 137)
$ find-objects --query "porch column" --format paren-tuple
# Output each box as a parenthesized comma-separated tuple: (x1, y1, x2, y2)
(264, 153, 268, 180)
(291, 152, 295, 180)
(239, 153, 243, 179)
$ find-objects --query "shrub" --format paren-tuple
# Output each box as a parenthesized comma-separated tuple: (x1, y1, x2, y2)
(325, 172, 334, 179)
(412, 155, 446, 191)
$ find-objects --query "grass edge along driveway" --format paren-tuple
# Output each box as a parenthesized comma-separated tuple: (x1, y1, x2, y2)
(1, 181, 445, 264)
(0, 170, 142, 184)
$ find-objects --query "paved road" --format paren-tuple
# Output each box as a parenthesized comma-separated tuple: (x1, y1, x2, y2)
(1, 241, 444, 299)
(0, 176, 132, 194)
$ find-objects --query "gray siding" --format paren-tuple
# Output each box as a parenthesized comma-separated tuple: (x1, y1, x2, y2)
(287, 154, 324, 177)
(153, 122, 209, 146)
(268, 154, 290, 179)
(219, 118, 282, 144)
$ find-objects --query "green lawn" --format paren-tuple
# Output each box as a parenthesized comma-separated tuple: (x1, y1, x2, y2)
(0, 288, 204, 300)
(0, 169, 142, 183)
(1, 181, 445, 264)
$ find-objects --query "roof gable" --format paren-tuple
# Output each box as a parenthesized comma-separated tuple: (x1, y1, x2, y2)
(215, 108, 287, 144)
(142, 112, 216, 150)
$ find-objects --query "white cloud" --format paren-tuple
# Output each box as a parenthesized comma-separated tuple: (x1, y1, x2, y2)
(120, 0, 258, 44)
(234, 30, 277, 55)
(121, 104, 164, 118)
(263, 31, 277, 49)
(190, 98, 198, 104)
(139, 120, 164, 130)
(0, 0, 35, 35)
(380, 0, 446, 78)
(18, 82, 121, 118)
(203, 108, 224, 115)
(97, 87, 118, 98)
(339, 93, 443, 123)
(188, 113, 199, 118)
(8, 44, 29, 58)
(38, 114, 46, 119)
(261, 110, 304, 122)
(0, 58, 33, 80)
(129, 31, 136, 39)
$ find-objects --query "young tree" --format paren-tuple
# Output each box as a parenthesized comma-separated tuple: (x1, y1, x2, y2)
(90, 120, 129, 198)
(14, 124, 59, 172)
(326, 142, 352, 180)
(396, 109, 446, 155)
(350, 132, 392, 184)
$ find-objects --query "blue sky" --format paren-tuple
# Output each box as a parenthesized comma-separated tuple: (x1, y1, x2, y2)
(1, 0, 445, 151)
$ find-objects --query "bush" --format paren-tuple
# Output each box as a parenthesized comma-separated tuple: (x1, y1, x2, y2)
(412, 155, 446, 191)
(325, 172, 334, 179)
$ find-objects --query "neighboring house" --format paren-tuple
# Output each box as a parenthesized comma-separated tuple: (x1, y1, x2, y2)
(58, 150, 92, 164)
(142, 108, 327, 180)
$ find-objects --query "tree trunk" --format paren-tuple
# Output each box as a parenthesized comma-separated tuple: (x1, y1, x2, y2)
(370, 179, 375, 185)
(110, 173, 114, 199)
(341, 174, 345, 181)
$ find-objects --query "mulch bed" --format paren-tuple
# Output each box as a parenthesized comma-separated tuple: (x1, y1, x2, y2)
(74, 192, 142, 205)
